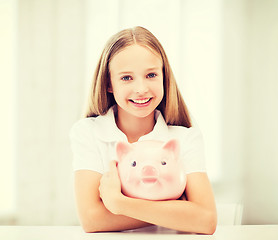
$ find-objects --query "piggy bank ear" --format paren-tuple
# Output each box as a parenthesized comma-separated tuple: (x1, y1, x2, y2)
(162, 139, 180, 160)
(116, 142, 132, 162)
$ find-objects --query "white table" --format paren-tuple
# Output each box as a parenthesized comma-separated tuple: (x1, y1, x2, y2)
(0, 225, 277, 240)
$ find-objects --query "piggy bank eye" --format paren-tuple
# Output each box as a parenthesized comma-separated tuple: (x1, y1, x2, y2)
(131, 161, 137, 167)
(161, 160, 167, 165)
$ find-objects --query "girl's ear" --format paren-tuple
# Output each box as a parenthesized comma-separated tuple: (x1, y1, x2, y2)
(162, 139, 180, 160)
(116, 142, 132, 162)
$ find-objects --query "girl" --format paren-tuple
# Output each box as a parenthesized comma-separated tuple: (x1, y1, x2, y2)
(70, 26, 217, 234)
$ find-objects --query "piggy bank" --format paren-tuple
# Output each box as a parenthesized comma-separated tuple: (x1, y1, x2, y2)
(116, 139, 186, 200)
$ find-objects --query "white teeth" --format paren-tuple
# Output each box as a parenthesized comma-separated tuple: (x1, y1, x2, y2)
(132, 98, 151, 104)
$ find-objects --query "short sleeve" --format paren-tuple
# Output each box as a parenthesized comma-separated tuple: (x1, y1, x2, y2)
(69, 118, 104, 173)
(179, 126, 207, 174)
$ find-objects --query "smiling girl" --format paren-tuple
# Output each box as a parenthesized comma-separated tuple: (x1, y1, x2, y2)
(70, 26, 217, 234)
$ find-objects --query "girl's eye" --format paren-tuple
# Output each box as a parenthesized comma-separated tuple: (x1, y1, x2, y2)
(121, 75, 132, 81)
(161, 160, 167, 165)
(131, 161, 137, 167)
(147, 73, 157, 78)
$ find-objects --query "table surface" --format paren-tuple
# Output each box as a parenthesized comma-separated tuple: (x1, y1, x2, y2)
(0, 225, 277, 240)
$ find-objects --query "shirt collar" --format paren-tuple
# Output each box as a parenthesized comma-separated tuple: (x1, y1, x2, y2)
(94, 105, 169, 142)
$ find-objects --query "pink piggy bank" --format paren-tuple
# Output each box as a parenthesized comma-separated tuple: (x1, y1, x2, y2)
(116, 139, 186, 200)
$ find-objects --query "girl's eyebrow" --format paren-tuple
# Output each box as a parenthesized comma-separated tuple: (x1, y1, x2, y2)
(117, 71, 134, 76)
(146, 67, 160, 72)
(146, 67, 160, 71)
(118, 71, 133, 75)
(117, 67, 161, 75)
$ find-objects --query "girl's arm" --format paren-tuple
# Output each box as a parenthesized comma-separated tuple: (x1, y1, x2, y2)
(99, 161, 217, 234)
(74, 170, 151, 232)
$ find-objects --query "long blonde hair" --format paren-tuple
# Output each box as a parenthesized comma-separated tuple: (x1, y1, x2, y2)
(85, 26, 191, 128)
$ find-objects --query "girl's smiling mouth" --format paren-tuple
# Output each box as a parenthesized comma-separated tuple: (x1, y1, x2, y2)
(129, 98, 152, 105)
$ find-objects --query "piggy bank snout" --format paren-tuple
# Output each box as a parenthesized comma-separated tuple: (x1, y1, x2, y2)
(141, 165, 158, 177)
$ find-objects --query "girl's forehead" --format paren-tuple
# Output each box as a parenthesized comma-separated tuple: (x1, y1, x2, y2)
(109, 44, 163, 71)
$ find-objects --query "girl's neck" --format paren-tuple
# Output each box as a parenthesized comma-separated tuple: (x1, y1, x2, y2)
(115, 109, 156, 143)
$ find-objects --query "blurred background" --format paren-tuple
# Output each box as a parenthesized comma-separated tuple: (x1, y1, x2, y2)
(1, 0, 277, 226)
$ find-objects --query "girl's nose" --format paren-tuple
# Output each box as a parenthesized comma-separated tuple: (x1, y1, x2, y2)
(134, 79, 148, 94)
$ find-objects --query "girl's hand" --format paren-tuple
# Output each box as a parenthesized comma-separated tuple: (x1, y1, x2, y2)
(99, 160, 124, 214)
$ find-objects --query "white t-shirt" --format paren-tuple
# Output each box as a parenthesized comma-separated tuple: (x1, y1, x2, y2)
(69, 106, 206, 174)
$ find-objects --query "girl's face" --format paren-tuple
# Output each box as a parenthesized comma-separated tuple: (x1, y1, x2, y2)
(109, 44, 164, 119)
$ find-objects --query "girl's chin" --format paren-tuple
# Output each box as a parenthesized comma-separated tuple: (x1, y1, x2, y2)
(129, 110, 155, 119)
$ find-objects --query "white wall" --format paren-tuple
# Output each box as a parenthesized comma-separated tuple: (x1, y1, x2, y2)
(0, 0, 17, 218)
(214, 0, 248, 203)
(15, 0, 85, 225)
(241, 0, 278, 224)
